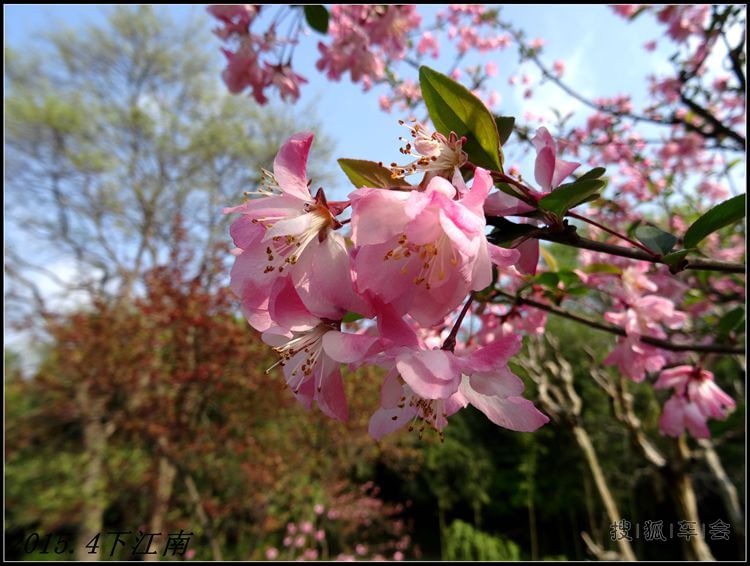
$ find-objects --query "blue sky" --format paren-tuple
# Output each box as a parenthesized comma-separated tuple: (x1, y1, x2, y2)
(5, 4, 739, 358)
(5, 4, 677, 199)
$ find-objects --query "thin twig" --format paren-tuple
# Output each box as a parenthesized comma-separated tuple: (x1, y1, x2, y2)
(492, 290, 745, 355)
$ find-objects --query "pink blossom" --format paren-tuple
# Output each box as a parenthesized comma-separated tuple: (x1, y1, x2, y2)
(267, 64, 308, 103)
(368, 306, 548, 439)
(314, 503, 325, 515)
(552, 60, 565, 77)
(611, 5, 640, 19)
(655, 366, 736, 423)
(266, 547, 279, 560)
(317, 6, 420, 89)
(262, 278, 380, 421)
(417, 31, 440, 58)
(485, 61, 498, 77)
(659, 396, 710, 439)
(226, 133, 365, 327)
(208, 5, 259, 39)
(301, 521, 314, 534)
(532, 127, 581, 192)
(303, 549, 319, 560)
(350, 169, 519, 326)
(529, 37, 546, 49)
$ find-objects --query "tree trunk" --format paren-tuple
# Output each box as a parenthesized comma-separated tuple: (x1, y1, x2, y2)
(185, 474, 224, 561)
(572, 425, 637, 561)
(528, 487, 539, 560)
(144, 455, 177, 561)
(75, 385, 108, 561)
(698, 438, 745, 550)
(667, 437, 715, 561)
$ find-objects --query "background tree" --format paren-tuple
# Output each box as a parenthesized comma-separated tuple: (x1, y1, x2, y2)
(4, 5, 332, 313)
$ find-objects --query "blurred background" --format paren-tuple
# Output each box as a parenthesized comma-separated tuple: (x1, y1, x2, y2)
(4, 5, 745, 561)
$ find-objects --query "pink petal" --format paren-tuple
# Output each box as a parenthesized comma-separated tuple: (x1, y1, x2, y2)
(463, 334, 522, 372)
(515, 238, 539, 275)
(654, 365, 693, 393)
(531, 126, 555, 152)
(396, 349, 461, 400)
(551, 158, 581, 188)
(375, 302, 421, 349)
(380, 369, 404, 408)
(316, 358, 349, 422)
(368, 405, 416, 440)
(273, 132, 314, 201)
(263, 212, 315, 241)
(322, 331, 380, 364)
(459, 167, 493, 214)
(349, 188, 411, 246)
(471, 237, 493, 291)
(488, 242, 521, 268)
(424, 176, 457, 199)
(293, 234, 362, 320)
(683, 401, 710, 439)
(534, 146, 555, 192)
(229, 215, 264, 249)
(484, 191, 536, 216)
(468, 369, 526, 398)
(268, 277, 318, 331)
(460, 379, 549, 431)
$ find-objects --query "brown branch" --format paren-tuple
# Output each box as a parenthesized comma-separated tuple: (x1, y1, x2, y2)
(492, 290, 745, 355)
(532, 226, 746, 274)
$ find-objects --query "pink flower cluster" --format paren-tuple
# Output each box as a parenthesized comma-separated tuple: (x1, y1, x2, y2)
(317, 6, 422, 90)
(226, 130, 549, 439)
(656, 365, 736, 439)
(604, 264, 688, 382)
(208, 5, 307, 103)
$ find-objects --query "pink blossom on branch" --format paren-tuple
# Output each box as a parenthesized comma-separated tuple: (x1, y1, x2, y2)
(349, 168, 519, 326)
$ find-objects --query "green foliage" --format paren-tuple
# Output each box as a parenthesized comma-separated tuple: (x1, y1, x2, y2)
(419, 65, 503, 171)
(538, 178, 606, 218)
(304, 5, 330, 34)
(445, 520, 521, 561)
(5, 5, 333, 300)
(494, 115, 515, 145)
(338, 158, 406, 188)
(683, 193, 746, 249)
(635, 225, 678, 255)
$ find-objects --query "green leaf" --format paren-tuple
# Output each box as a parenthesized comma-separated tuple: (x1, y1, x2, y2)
(494, 116, 515, 146)
(487, 217, 537, 247)
(683, 194, 746, 249)
(303, 5, 329, 34)
(582, 263, 622, 275)
(557, 270, 581, 287)
(419, 66, 502, 171)
(538, 179, 606, 217)
(577, 167, 606, 181)
(717, 307, 745, 336)
(566, 286, 590, 297)
(635, 225, 677, 255)
(338, 158, 407, 189)
(536, 272, 559, 288)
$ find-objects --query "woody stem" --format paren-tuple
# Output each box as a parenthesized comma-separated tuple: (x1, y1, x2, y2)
(442, 293, 476, 352)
